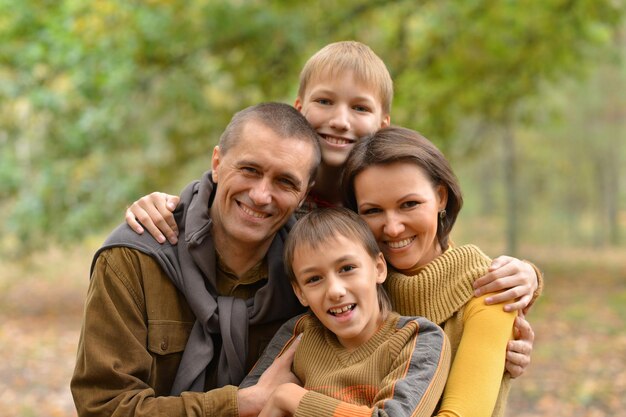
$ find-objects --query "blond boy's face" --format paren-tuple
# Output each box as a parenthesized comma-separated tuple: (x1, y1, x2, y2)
(295, 70, 390, 168)
(291, 234, 387, 351)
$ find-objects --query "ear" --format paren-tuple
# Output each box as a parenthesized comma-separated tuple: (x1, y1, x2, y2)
(374, 252, 387, 285)
(380, 114, 391, 129)
(211, 146, 221, 183)
(436, 184, 448, 211)
(291, 282, 309, 307)
(294, 97, 303, 112)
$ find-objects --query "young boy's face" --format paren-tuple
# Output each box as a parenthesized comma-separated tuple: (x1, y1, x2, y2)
(295, 70, 390, 168)
(290, 233, 387, 350)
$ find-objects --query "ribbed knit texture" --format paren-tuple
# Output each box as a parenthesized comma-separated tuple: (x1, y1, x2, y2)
(288, 313, 449, 417)
(294, 313, 415, 404)
(384, 244, 512, 417)
(384, 244, 491, 325)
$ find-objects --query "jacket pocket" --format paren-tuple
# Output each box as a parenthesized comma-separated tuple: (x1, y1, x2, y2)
(147, 320, 193, 356)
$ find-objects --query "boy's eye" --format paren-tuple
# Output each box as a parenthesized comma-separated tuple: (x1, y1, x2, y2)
(315, 98, 332, 105)
(305, 276, 322, 284)
(353, 105, 371, 112)
(339, 265, 356, 273)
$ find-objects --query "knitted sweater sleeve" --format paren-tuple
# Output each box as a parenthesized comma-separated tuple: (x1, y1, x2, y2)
(295, 317, 451, 417)
(437, 294, 516, 417)
(239, 314, 305, 388)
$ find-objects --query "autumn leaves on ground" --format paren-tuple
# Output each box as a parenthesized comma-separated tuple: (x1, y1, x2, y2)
(1, 244, 625, 417)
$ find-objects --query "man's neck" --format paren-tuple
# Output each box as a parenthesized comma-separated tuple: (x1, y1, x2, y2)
(311, 164, 344, 206)
(212, 229, 272, 278)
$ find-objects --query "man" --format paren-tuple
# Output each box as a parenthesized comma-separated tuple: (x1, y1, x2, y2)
(71, 103, 322, 417)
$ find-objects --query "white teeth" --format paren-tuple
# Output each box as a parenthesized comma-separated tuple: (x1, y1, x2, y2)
(323, 135, 352, 145)
(240, 204, 267, 219)
(387, 237, 414, 249)
(329, 304, 355, 315)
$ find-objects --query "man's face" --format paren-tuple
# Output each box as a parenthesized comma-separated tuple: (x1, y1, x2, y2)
(210, 121, 315, 250)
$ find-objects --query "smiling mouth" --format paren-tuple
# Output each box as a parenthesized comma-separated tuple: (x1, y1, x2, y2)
(238, 202, 270, 219)
(386, 237, 415, 249)
(329, 304, 356, 315)
(320, 134, 354, 146)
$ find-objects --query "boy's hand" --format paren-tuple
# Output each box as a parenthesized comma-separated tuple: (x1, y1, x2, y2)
(258, 383, 307, 417)
(505, 313, 534, 378)
(125, 192, 180, 244)
(473, 256, 538, 312)
(238, 335, 302, 417)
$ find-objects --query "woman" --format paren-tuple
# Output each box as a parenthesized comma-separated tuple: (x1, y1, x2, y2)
(341, 126, 540, 416)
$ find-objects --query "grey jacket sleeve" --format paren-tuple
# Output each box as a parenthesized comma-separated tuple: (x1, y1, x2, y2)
(239, 314, 306, 388)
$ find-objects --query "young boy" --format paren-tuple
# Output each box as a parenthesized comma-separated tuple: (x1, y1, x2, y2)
(240, 207, 450, 417)
(124, 40, 539, 376)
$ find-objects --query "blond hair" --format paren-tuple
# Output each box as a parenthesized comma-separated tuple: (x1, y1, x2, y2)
(297, 41, 393, 114)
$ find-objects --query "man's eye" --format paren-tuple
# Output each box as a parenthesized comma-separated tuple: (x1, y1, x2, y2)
(278, 178, 297, 189)
(241, 167, 258, 175)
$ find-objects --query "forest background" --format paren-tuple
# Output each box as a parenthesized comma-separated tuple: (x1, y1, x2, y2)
(0, 1, 625, 416)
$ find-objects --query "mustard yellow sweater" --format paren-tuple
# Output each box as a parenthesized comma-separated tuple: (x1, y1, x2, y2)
(241, 312, 451, 417)
(384, 244, 516, 417)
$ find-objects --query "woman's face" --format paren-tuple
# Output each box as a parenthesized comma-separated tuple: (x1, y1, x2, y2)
(354, 162, 447, 271)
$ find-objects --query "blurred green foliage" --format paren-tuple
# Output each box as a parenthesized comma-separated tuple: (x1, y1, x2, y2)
(0, 0, 624, 253)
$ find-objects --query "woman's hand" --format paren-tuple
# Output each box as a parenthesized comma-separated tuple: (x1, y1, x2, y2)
(505, 313, 534, 378)
(473, 256, 538, 312)
(125, 192, 180, 244)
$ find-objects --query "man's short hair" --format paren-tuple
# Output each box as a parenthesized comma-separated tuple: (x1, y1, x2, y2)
(218, 102, 321, 185)
(298, 41, 393, 114)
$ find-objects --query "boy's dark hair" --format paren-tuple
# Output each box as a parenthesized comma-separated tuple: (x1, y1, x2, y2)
(342, 126, 463, 251)
(284, 207, 391, 317)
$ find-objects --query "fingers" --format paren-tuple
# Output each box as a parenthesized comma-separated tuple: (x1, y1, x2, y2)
(475, 257, 536, 312)
(125, 207, 144, 234)
(126, 192, 179, 244)
(488, 255, 514, 271)
(505, 315, 535, 378)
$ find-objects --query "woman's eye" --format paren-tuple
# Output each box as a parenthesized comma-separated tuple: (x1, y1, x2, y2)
(402, 201, 419, 209)
(360, 208, 381, 215)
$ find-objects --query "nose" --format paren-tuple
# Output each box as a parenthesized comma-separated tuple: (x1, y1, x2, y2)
(383, 212, 405, 237)
(327, 275, 346, 300)
(329, 105, 350, 131)
(249, 178, 272, 206)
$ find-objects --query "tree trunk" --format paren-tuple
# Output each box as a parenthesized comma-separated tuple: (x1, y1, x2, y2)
(502, 120, 518, 256)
